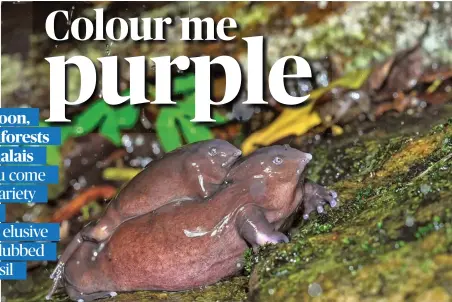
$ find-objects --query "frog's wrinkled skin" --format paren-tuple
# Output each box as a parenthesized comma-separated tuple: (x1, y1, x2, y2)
(47, 139, 241, 299)
(56, 145, 337, 302)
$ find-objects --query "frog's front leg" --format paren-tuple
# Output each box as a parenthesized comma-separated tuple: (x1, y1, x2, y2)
(302, 181, 338, 220)
(236, 205, 289, 251)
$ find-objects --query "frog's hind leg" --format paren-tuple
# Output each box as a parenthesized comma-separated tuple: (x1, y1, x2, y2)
(51, 208, 121, 280)
(65, 283, 118, 302)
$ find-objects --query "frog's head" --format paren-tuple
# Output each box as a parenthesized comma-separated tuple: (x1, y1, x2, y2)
(227, 144, 311, 183)
(228, 144, 312, 223)
(184, 139, 242, 197)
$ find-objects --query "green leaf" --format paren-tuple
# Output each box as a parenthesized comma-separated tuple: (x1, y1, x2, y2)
(173, 74, 196, 94)
(156, 108, 183, 152)
(71, 101, 109, 136)
(38, 121, 62, 167)
(213, 111, 229, 124)
(116, 104, 140, 128)
(179, 118, 214, 144)
(99, 115, 123, 145)
(63, 90, 139, 146)
(154, 74, 231, 152)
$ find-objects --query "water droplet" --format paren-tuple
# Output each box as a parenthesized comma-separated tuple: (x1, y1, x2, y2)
(122, 135, 132, 147)
(135, 135, 144, 146)
(318, 1, 328, 9)
(140, 114, 152, 129)
(141, 157, 152, 167)
(405, 215, 415, 227)
(130, 158, 140, 167)
(78, 176, 87, 187)
(420, 184, 431, 194)
(152, 142, 161, 155)
(316, 73, 329, 87)
(232, 101, 254, 121)
(308, 283, 322, 297)
(73, 182, 81, 190)
(64, 158, 71, 167)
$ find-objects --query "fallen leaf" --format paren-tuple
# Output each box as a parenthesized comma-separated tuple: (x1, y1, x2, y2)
(241, 102, 321, 155)
(393, 91, 410, 113)
(375, 102, 395, 117)
(241, 69, 371, 154)
(374, 91, 412, 116)
(420, 92, 452, 105)
(381, 44, 424, 93)
(365, 56, 396, 91)
(420, 69, 452, 83)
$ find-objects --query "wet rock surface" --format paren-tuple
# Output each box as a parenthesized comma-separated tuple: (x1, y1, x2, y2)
(4, 104, 452, 302)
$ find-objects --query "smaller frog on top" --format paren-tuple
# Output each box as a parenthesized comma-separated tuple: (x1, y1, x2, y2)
(48, 139, 242, 298)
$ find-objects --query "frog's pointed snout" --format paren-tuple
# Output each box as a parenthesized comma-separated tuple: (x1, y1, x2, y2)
(299, 152, 313, 165)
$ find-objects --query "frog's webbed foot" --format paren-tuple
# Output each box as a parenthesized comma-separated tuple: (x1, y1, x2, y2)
(236, 205, 289, 251)
(302, 181, 338, 220)
(46, 267, 64, 300)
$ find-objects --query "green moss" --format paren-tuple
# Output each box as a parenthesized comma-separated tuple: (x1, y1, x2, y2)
(243, 248, 255, 275)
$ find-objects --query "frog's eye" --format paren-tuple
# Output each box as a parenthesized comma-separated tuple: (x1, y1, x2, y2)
(208, 147, 218, 156)
(273, 156, 283, 165)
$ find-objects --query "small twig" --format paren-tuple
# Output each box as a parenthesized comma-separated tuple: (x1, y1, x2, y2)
(49, 185, 117, 223)
(411, 152, 452, 183)
(97, 149, 127, 169)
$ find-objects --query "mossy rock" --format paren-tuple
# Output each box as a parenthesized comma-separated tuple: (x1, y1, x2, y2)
(4, 106, 452, 301)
